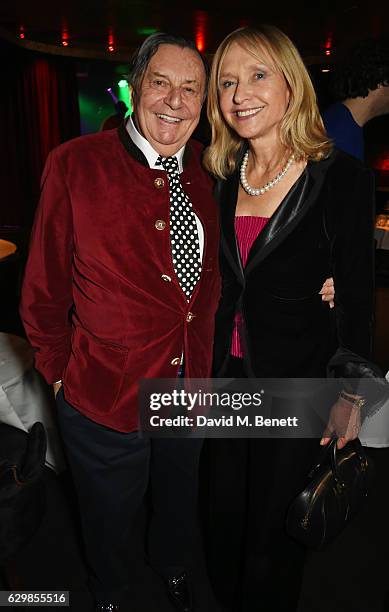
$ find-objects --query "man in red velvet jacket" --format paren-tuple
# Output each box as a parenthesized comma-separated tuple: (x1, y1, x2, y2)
(20, 33, 220, 612)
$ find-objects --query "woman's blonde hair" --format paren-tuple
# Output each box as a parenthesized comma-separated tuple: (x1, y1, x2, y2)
(204, 25, 332, 179)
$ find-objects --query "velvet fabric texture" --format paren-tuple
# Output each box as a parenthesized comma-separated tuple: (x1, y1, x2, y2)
(20, 126, 221, 432)
(213, 148, 375, 379)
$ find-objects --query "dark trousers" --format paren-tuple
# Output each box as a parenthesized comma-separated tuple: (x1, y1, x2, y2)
(56, 388, 203, 604)
(205, 357, 320, 612)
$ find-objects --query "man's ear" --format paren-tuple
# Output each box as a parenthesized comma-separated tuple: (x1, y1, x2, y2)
(130, 86, 136, 112)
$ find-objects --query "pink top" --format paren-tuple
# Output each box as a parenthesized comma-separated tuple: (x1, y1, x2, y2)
(230, 215, 269, 358)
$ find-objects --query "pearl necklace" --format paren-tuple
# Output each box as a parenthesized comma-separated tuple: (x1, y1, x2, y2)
(240, 150, 295, 196)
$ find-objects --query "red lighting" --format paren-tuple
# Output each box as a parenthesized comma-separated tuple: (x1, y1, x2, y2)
(324, 33, 333, 57)
(61, 24, 69, 47)
(196, 34, 204, 52)
(108, 28, 115, 53)
(19, 32, 25, 39)
(325, 34, 332, 49)
(194, 11, 207, 53)
(19, 25, 25, 39)
(381, 160, 389, 171)
(376, 155, 389, 171)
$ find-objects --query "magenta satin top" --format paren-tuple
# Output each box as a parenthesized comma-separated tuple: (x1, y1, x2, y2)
(230, 215, 269, 358)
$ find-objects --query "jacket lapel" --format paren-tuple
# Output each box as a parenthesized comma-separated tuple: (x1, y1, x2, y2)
(218, 171, 245, 283)
(118, 121, 149, 166)
(244, 153, 336, 276)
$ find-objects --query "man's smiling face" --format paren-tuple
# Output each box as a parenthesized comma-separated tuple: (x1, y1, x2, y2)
(134, 44, 206, 156)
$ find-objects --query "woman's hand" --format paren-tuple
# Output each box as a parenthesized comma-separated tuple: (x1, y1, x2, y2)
(320, 393, 362, 449)
(319, 277, 335, 308)
(53, 381, 62, 398)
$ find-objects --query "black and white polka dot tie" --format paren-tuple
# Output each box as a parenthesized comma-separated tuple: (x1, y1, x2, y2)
(156, 155, 202, 299)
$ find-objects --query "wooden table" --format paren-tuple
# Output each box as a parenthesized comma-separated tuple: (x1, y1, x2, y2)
(0, 239, 17, 261)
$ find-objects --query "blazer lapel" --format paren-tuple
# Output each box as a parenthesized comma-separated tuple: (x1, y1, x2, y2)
(218, 171, 245, 283)
(244, 153, 336, 276)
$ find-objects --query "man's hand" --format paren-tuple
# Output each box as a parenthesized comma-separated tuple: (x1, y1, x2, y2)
(320, 394, 362, 449)
(53, 381, 62, 398)
(319, 277, 335, 308)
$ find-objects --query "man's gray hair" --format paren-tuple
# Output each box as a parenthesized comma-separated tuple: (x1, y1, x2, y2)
(128, 32, 209, 104)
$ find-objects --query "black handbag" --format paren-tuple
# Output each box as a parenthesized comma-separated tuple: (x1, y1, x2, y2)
(0, 422, 47, 563)
(286, 438, 373, 550)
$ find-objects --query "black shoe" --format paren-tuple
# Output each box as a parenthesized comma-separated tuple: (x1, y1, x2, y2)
(95, 604, 120, 612)
(166, 571, 193, 612)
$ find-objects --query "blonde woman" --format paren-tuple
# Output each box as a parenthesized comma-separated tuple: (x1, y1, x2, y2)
(204, 26, 375, 611)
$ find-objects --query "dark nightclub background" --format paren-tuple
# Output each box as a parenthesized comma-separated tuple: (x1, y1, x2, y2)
(1, 0, 389, 226)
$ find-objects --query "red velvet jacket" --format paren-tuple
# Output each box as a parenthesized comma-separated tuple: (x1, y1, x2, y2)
(20, 125, 221, 432)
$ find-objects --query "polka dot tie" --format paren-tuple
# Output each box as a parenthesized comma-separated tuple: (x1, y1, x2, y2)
(156, 155, 202, 299)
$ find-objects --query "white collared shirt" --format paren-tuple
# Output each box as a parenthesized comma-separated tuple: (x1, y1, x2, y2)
(126, 116, 204, 260)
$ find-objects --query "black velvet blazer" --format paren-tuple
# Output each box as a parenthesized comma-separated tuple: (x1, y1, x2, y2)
(213, 148, 375, 378)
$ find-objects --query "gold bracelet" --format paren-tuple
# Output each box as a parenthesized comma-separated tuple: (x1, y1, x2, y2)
(339, 390, 366, 409)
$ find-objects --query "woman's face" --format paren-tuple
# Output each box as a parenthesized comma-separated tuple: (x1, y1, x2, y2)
(218, 41, 290, 143)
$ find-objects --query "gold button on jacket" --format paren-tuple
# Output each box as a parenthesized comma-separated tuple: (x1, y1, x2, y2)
(154, 177, 165, 189)
(186, 312, 195, 322)
(171, 357, 181, 366)
(155, 220, 166, 230)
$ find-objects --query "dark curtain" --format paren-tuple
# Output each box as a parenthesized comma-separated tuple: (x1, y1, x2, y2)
(0, 39, 80, 226)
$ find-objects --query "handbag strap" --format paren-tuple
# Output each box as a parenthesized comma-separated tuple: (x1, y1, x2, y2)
(329, 438, 368, 487)
(309, 438, 367, 486)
